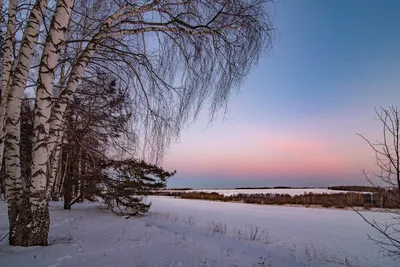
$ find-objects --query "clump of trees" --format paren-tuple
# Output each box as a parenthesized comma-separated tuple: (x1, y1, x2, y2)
(0, 0, 273, 247)
(53, 72, 135, 210)
(15, 70, 176, 221)
(328, 185, 382, 193)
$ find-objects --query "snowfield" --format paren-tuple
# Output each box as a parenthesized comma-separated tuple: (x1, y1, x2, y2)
(182, 188, 369, 196)
(0, 197, 397, 267)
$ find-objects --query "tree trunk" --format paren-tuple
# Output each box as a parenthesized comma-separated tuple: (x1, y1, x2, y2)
(30, 0, 74, 205)
(76, 147, 82, 202)
(63, 161, 73, 210)
(80, 151, 87, 203)
(8, 0, 73, 247)
(0, 0, 17, 174)
(57, 150, 69, 198)
(5, 0, 49, 246)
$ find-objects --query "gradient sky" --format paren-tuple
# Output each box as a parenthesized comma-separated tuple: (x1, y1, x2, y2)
(163, 0, 400, 189)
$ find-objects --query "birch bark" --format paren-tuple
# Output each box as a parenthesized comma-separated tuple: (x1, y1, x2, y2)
(30, 0, 74, 204)
(4, 0, 49, 246)
(0, 0, 17, 174)
(19, 0, 74, 246)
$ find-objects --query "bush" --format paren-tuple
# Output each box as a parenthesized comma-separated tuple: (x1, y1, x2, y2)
(237, 224, 271, 244)
(206, 221, 227, 235)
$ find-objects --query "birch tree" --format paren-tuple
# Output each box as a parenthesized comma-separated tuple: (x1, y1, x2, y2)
(47, 0, 273, 163)
(4, 0, 48, 246)
(0, 0, 17, 174)
(1, 0, 274, 247)
(24, 0, 74, 245)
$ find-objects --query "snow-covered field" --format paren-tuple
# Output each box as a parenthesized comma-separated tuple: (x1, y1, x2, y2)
(0, 197, 397, 267)
(182, 188, 366, 196)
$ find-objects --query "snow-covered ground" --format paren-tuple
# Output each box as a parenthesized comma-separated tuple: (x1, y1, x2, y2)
(0, 197, 397, 267)
(182, 188, 368, 196)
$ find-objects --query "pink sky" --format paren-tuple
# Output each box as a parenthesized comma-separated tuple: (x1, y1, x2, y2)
(161, 0, 400, 188)
(164, 118, 378, 186)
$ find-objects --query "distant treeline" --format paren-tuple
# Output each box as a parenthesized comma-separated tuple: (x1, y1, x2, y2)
(153, 191, 399, 209)
(234, 186, 292, 190)
(163, 186, 378, 191)
(328, 186, 381, 193)
(164, 188, 193, 191)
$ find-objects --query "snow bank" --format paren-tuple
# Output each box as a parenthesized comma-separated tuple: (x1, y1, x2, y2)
(0, 197, 396, 267)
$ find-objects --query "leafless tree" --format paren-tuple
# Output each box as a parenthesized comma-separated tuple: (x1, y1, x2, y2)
(357, 106, 400, 260)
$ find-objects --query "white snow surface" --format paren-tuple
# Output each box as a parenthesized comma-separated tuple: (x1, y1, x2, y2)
(182, 188, 369, 196)
(0, 197, 397, 267)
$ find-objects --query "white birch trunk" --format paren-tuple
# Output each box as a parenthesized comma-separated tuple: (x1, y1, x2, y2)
(0, 0, 17, 175)
(4, 0, 48, 246)
(5, 0, 48, 198)
(30, 0, 74, 208)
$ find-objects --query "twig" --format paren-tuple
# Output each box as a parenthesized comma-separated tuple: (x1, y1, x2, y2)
(0, 232, 9, 241)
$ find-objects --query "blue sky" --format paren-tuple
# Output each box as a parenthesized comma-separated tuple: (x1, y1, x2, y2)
(163, 0, 400, 189)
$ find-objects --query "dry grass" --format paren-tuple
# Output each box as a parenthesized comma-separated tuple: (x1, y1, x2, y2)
(206, 221, 227, 235)
(236, 224, 271, 244)
(164, 191, 399, 209)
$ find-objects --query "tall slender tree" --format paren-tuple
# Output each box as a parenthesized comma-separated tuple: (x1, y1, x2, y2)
(4, 0, 48, 246)
(27, 0, 74, 245)
(0, 0, 17, 174)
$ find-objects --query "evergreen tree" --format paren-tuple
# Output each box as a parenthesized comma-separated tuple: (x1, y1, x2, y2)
(95, 159, 176, 216)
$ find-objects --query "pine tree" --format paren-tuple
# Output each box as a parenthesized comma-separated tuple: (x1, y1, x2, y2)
(94, 159, 176, 216)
